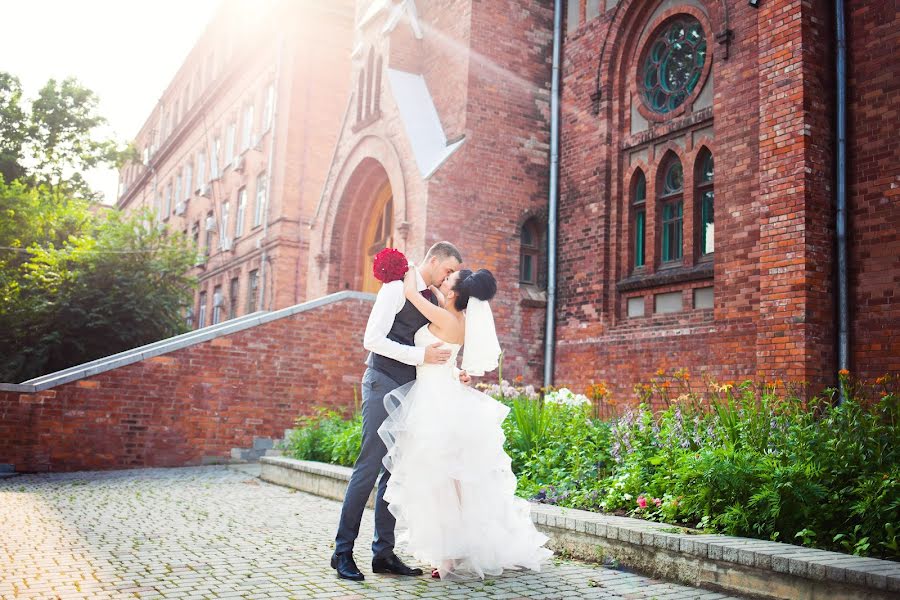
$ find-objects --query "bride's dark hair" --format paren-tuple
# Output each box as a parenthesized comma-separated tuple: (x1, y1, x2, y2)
(452, 269, 497, 310)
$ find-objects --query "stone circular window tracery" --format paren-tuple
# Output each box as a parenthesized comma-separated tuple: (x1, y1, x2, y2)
(641, 17, 707, 115)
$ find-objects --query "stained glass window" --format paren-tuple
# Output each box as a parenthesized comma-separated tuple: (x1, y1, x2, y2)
(660, 160, 683, 263)
(633, 171, 646, 268)
(642, 18, 706, 114)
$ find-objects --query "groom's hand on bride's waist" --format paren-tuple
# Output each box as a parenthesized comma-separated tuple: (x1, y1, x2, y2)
(424, 342, 451, 364)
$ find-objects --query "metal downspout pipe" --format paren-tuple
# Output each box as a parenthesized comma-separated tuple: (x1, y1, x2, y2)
(835, 0, 849, 402)
(543, 0, 563, 389)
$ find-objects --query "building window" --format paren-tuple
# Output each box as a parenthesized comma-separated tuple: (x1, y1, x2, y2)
(174, 171, 182, 209)
(641, 17, 707, 114)
(632, 170, 647, 269)
(165, 182, 173, 217)
(205, 211, 214, 255)
(235, 187, 247, 238)
(196, 151, 206, 190)
(229, 277, 239, 320)
(659, 158, 683, 264)
(242, 103, 254, 150)
(566, 0, 580, 35)
(262, 83, 275, 131)
(254, 173, 267, 227)
(696, 149, 714, 257)
(225, 122, 236, 167)
(211, 137, 221, 179)
(198, 291, 208, 328)
(519, 218, 542, 286)
(191, 221, 200, 253)
(248, 269, 259, 313)
(212, 285, 223, 325)
(184, 161, 193, 200)
(220, 201, 230, 249)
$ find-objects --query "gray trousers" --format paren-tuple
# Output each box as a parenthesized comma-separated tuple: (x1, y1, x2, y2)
(334, 368, 400, 558)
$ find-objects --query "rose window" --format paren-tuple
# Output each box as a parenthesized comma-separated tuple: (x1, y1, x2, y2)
(641, 17, 707, 114)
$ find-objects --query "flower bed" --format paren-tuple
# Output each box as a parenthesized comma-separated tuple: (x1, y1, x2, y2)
(284, 372, 899, 560)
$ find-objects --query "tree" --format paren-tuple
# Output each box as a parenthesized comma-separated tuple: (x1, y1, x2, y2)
(1, 72, 133, 200)
(0, 73, 27, 184)
(0, 180, 197, 382)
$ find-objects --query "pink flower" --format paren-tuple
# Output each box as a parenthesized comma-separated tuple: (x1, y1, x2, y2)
(653, 498, 662, 507)
(637, 496, 648, 509)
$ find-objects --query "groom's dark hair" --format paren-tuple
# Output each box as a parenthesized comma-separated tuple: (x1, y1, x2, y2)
(424, 241, 462, 263)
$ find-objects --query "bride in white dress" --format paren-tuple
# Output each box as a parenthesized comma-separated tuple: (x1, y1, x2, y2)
(377, 267, 552, 581)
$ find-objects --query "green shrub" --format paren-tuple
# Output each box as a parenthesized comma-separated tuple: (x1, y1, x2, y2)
(283, 409, 362, 467)
(284, 373, 899, 560)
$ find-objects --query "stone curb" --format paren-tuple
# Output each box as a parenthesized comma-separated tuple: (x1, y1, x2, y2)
(260, 456, 900, 600)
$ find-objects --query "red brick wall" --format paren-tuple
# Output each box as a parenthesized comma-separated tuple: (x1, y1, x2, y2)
(0, 298, 371, 473)
(846, 2, 900, 378)
(423, 0, 554, 382)
(552, 0, 852, 399)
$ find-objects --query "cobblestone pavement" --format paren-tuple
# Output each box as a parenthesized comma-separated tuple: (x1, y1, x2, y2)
(0, 466, 748, 600)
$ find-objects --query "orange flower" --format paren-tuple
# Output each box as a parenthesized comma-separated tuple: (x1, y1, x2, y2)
(661, 381, 671, 390)
(656, 368, 665, 377)
(514, 375, 524, 383)
(839, 369, 850, 377)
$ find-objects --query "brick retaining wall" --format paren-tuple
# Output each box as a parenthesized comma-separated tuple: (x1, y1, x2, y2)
(0, 296, 371, 473)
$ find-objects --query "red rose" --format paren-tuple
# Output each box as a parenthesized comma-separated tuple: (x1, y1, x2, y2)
(373, 248, 409, 283)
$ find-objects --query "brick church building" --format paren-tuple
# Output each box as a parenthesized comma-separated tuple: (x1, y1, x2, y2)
(118, 0, 898, 394)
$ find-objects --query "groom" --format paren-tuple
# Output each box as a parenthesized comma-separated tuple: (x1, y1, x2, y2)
(331, 241, 466, 581)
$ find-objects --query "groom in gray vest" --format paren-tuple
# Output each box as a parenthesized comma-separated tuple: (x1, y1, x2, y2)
(332, 241, 465, 581)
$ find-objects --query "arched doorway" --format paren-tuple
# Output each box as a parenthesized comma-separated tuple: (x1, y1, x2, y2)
(361, 180, 394, 293)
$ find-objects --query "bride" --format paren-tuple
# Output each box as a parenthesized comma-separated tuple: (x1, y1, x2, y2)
(377, 267, 552, 580)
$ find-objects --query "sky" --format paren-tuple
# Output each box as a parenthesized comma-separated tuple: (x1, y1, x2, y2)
(0, 0, 221, 204)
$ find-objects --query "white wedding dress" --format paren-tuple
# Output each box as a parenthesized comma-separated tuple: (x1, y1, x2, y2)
(377, 325, 552, 580)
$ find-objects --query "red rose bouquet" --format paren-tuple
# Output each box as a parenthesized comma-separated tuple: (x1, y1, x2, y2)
(373, 248, 410, 283)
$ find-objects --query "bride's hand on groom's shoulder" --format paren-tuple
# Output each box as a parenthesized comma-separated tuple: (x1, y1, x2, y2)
(403, 267, 417, 297)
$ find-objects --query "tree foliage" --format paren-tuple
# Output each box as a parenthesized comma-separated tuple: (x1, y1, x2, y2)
(0, 73, 27, 185)
(0, 72, 133, 200)
(0, 180, 197, 382)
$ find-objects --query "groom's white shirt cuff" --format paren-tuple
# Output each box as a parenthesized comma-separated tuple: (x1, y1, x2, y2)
(363, 267, 428, 367)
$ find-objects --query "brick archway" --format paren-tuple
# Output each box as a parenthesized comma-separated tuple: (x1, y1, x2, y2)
(327, 157, 393, 294)
(310, 135, 412, 298)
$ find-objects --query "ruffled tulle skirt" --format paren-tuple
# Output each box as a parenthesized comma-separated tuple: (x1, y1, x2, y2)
(377, 372, 552, 580)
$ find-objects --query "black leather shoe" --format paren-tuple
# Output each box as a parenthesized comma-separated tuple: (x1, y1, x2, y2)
(372, 553, 423, 576)
(331, 552, 364, 581)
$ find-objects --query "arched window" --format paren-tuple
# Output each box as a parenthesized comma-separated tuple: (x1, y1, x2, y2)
(520, 218, 543, 286)
(631, 170, 647, 268)
(696, 149, 714, 257)
(658, 158, 683, 264)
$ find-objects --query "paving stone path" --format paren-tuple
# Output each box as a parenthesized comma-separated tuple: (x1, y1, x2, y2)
(0, 466, 748, 600)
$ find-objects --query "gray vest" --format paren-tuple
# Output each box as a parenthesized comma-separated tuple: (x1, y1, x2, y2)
(367, 296, 435, 386)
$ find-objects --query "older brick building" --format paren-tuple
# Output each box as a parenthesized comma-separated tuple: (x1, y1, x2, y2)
(117, 1, 355, 322)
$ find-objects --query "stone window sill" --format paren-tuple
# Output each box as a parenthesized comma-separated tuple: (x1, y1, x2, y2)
(616, 261, 713, 293)
(520, 285, 547, 308)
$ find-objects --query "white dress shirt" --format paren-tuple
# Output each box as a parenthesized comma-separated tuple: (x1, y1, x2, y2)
(363, 267, 428, 366)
